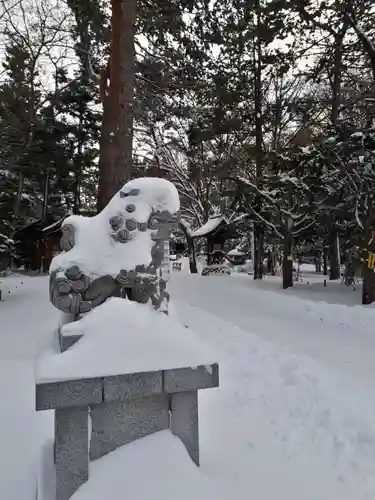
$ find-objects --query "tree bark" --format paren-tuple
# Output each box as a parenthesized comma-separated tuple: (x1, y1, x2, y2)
(253, 0, 264, 280)
(362, 199, 375, 304)
(97, 0, 135, 211)
(188, 244, 198, 274)
(179, 222, 198, 274)
(14, 172, 24, 215)
(362, 232, 375, 304)
(282, 224, 293, 289)
(330, 26, 348, 126)
(97, 0, 122, 211)
(97, 95, 112, 212)
(323, 246, 328, 275)
(328, 225, 341, 280)
(253, 225, 263, 279)
(314, 253, 322, 273)
(116, 0, 136, 186)
(326, 25, 346, 281)
(271, 245, 277, 276)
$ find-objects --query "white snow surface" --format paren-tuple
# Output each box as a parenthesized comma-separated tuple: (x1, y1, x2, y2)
(50, 178, 180, 279)
(3, 272, 375, 499)
(0, 276, 55, 500)
(36, 297, 216, 382)
(71, 430, 228, 500)
(227, 247, 246, 256)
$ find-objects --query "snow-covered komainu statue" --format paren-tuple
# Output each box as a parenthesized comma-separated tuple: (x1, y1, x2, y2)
(49, 177, 180, 317)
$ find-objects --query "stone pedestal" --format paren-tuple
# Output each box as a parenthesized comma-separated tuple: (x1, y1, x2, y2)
(171, 391, 199, 465)
(36, 364, 219, 500)
(55, 407, 89, 500)
(89, 394, 170, 460)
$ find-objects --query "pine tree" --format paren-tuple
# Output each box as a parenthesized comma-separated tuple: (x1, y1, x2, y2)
(0, 40, 43, 233)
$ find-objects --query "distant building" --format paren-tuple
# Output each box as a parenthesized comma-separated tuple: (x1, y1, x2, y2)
(13, 215, 68, 271)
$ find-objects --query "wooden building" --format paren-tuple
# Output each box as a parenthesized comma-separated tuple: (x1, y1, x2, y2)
(13, 215, 67, 272)
(191, 215, 237, 265)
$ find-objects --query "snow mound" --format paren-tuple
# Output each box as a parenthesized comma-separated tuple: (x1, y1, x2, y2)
(36, 298, 217, 382)
(71, 430, 228, 500)
(50, 177, 180, 279)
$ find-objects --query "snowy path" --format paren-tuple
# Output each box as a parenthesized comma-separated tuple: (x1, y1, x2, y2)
(170, 273, 375, 390)
(170, 274, 375, 500)
(0, 276, 56, 500)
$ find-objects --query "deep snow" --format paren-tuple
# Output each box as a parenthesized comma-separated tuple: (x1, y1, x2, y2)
(2, 272, 375, 499)
(170, 272, 375, 390)
(0, 275, 56, 500)
(70, 430, 229, 500)
(37, 297, 216, 382)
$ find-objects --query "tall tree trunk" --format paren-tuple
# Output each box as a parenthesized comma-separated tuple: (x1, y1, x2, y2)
(328, 225, 341, 280)
(117, 0, 136, 184)
(254, 226, 263, 279)
(253, 0, 264, 280)
(323, 245, 328, 276)
(327, 26, 347, 280)
(188, 239, 198, 274)
(97, 0, 131, 211)
(74, 105, 85, 213)
(70, 0, 95, 213)
(330, 27, 347, 126)
(250, 227, 255, 273)
(282, 218, 293, 289)
(97, 95, 112, 212)
(14, 172, 24, 215)
(42, 170, 49, 220)
(271, 245, 277, 276)
(179, 222, 197, 274)
(362, 198, 375, 304)
(314, 252, 322, 273)
(362, 225, 375, 304)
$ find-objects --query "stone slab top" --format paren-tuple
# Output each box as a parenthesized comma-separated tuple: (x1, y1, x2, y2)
(36, 298, 218, 383)
(36, 363, 219, 411)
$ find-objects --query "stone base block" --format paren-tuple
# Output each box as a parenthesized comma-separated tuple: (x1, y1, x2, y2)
(103, 371, 162, 402)
(36, 378, 103, 411)
(55, 407, 89, 500)
(164, 364, 219, 393)
(90, 393, 169, 460)
(171, 391, 199, 465)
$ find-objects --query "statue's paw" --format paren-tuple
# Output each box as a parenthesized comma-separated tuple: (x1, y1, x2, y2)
(82, 275, 117, 307)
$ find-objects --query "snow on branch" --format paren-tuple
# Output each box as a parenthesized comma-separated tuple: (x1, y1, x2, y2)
(248, 205, 284, 239)
(237, 176, 301, 220)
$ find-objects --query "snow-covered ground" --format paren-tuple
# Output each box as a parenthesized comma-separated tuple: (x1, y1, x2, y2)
(0, 275, 56, 500)
(170, 271, 375, 390)
(1, 271, 375, 499)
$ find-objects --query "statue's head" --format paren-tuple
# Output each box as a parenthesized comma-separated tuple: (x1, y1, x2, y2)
(105, 177, 180, 248)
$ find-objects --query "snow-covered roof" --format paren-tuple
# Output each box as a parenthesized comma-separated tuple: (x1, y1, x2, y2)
(191, 215, 227, 238)
(227, 248, 247, 257)
(42, 215, 69, 234)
